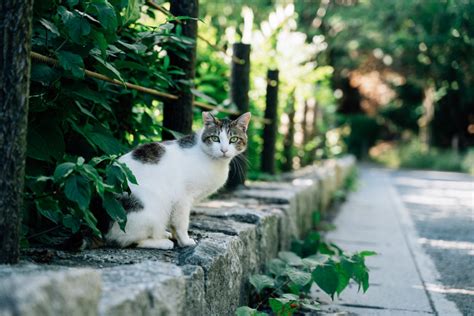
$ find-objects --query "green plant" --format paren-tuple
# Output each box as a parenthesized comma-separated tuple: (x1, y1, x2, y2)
(25, 0, 193, 243)
(371, 139, 473, 174)
(236, 222, 375, 315)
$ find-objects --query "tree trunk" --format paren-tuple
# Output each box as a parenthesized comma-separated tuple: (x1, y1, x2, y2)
(226, 43, 251, 189)
(261, 69, 279, 174)
(0, 0, 34, 264)
(282, 94, 296, 172)
(162, 0, 198, 140)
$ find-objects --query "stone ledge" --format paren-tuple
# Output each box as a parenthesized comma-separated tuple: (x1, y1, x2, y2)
(0, 156, 355, 316)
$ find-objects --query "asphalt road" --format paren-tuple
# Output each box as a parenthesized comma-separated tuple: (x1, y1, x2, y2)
(391, 169, 474, 315)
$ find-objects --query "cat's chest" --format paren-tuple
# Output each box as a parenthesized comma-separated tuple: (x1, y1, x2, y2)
(185, 160, 229, 196)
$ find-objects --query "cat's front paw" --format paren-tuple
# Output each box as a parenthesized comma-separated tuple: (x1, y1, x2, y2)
(178, 238, 196, 247)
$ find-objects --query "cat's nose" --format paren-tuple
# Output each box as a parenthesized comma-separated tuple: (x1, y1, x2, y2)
(221, 148, 228, 154)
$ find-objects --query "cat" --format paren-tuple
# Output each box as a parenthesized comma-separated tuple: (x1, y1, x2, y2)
(104, 111, 251, 249)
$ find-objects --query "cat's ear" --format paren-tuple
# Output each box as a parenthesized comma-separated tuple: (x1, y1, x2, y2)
(202, 112, 217, 127)
(233, 112, 251, 132)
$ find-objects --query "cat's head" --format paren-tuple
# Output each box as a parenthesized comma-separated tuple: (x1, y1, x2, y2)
(200, 112, 251, 160)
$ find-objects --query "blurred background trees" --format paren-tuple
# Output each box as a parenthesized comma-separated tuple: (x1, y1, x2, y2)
(23, 0, 473, 245)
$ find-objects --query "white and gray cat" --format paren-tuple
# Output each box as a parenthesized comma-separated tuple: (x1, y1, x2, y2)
(105, 112, 251, 249)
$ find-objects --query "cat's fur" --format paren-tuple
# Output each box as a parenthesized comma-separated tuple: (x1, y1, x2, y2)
(105, 112, 251, 249)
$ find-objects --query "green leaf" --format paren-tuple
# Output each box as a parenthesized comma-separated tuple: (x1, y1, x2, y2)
(249, 274, 275, 294)
(300, 301, 320, 311)
(62, 214, 81, 233)
(281, 293, 299, 300)
(91, 31, 108, 57)
(58, 6, 91, 42)
(302, 254, 329, 269)
(102, 192, 127, 230)
(235, 306, 268, 316)
(82, 124, 126, 155)
(30, 63, 61, 86)
(191, 89, 218, 105)
(359, 250, 377, 257)
(106, 164, 126, 190)
(75, 101, 97, 121)
(117, 40, 147, 53)
(278, 251, 303, 266)
(267, 258, 287, 277)
(285, 268, 312, 287)
(91, 55, 124, 82)
(39, 18, 60, 36)
(57, 50, 85, 79)
(54, 162, 76, 182)
(269, 297, 297, 316)
(91, 0, 117, 31)
(64, 174, 92, 210)
(123, 0, 140, 24)
(312, 262, 340, 299)
(115, 161, 137, 185)
(35, 197, 61, 224)
(27, 121, 65, 162)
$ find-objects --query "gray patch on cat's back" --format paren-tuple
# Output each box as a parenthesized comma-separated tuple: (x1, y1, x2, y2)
(117, 193, 144, 213)
(178, 133, 197, 148)
(132, 142, 165, 164)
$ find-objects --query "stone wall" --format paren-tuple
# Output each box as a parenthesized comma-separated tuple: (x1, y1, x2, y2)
(0, 156, 355, 316)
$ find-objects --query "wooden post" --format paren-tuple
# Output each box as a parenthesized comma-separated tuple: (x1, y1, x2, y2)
(261, 69, 279, 174)
(0, 0, 34, 264)
(282, 93, 296, 172)
(162, 0, 198, 140)
(226, 43, 251, 189)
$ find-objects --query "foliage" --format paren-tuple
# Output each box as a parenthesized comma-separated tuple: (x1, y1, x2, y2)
(236, 213, 375, 315)
(370, 139, 473, 174)
(26, 0, 192, 243)
(296, 0, 474, 155)
(338, 114, 382, 159)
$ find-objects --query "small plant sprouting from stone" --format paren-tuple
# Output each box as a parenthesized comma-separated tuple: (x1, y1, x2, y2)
(236, 211, 376, 316)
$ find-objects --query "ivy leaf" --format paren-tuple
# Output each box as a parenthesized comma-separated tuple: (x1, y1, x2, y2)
(57, 50, 85, 79)
(35, 197, 61, 224)
(312, 262, 340, 299)
(267, 258, 287, 277)
(62, 214, 81, 233)
(91, 0, 117, 31)
(278, 251, 303, 266)
(38, 18, 60, 36)
(285, 268, 312, 287)
(58, 6, 91, 42)
(64, 174, 92, 210)
(269, 297, 297, 316)
(54, 162, 76, 182)
(102, 192, 127, 230)
(235, 306, 268, 316)
(249, 274, 275, 294)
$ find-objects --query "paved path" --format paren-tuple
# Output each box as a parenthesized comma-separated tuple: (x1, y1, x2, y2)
(318, 166, 472, 315)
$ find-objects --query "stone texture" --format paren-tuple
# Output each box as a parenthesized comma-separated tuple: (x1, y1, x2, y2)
(0, 266, 101, 316)
(0, 156, 356, 316)
(99, 261, 185, 316)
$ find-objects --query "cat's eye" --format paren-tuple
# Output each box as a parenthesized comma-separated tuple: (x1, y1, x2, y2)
(229, 136, 239, 143)
(210, 136, 220, 142)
